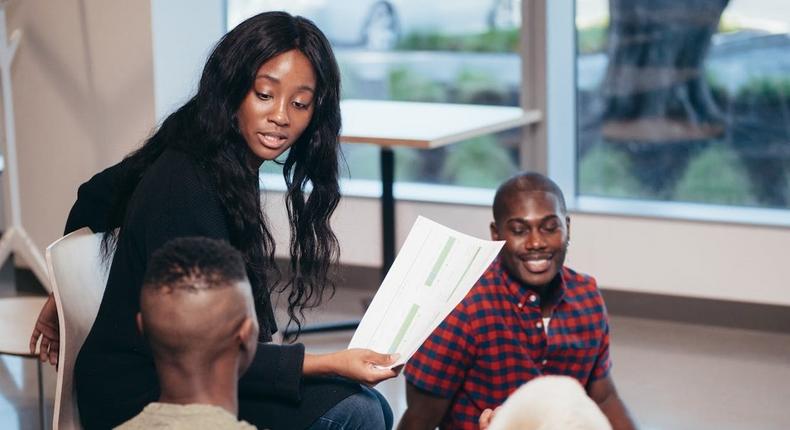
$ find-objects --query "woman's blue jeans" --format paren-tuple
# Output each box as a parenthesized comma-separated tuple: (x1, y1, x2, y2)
(307, 385, 393, 430)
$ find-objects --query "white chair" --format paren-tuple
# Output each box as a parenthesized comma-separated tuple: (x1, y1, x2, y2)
(46, 228, 111, 430)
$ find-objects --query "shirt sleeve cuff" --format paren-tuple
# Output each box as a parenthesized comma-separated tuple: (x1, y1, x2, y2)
(404, 367, 455, 399)
(239, 342, 305, 402)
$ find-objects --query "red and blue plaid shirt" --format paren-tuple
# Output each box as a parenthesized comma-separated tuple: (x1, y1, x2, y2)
(404, 258, 611, 430)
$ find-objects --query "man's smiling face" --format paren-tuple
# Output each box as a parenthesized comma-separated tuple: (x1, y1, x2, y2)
(490, 191, 570, 289)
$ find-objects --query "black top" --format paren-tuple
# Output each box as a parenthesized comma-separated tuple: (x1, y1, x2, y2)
(70, 149, 358, 429)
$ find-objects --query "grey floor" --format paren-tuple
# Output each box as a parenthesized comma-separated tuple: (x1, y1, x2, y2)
(0, 260, 56, 430)
(2, 269, 790, 429)
(284, 287, 790, 430)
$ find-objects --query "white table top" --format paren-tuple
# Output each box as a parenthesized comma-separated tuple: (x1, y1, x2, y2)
(340, 99, 541, 149)
(0, 296, 48, 357)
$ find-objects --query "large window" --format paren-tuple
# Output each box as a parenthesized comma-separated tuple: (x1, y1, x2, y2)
(228, 0, 524, 189)
(576, 0, 790, 209)
(224, 0, 790, 220)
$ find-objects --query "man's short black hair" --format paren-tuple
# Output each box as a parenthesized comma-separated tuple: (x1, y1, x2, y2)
(143, 237, 247, 291)
(493, 172, 567, 224)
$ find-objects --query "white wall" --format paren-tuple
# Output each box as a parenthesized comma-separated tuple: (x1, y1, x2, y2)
(263, 194, 790, 307)
(5, 0, 222, 260)
(7, 0, 154, 259)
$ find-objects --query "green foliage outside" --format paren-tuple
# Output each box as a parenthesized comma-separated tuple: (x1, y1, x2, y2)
(708, 72, 790, 104)
(704, 69, 729, 104)
(735, 76, 790, 104)
(574, 17, 765, 56)
(395, 28, 519, 53)
(579, 142, 769, 207)
(453, 68, 508, 104)
(440, 135, 518, 188)
(385, 66, 518, 184)
(344, 28, 522, 188)
(673, 143, 755, 206)
(338, 60, 362, 99)
(340, 144, 422, 182)
(577, 19, 609, 54)
(717, 17, 751, 34)
(267, 64, 519, 185)
(578, 144, 642, 198)
(387, 66, 511, 105)
(395, 21, 612, 55)
(393, 148, 424, 181)
(574, 17, 759, 56)
(579, 142, 777, 207)
(338, 145, 377, 180)
(268, 41, 790, 201)
(387, 67, 446, 102)
(334, 64, 520, 185)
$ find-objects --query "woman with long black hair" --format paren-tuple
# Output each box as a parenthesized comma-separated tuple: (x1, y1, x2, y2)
(30, 11, 396, 430)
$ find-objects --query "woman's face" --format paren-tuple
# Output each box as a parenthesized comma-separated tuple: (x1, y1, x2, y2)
(236, 49, 316, 164)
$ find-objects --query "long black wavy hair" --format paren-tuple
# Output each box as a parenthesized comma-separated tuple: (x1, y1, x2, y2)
(103, 11, 342, 337)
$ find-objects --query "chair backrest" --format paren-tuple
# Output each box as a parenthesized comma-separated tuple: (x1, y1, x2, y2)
(46, 228, 112, 430)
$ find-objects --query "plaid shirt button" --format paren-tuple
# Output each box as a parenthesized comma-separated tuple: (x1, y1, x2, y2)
(529, 294, 537, 302)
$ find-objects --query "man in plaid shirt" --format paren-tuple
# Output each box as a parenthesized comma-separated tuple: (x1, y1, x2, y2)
(399, 173, 636, 430)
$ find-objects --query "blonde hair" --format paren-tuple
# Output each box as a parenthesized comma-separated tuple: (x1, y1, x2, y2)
(487, 376, 611, 430)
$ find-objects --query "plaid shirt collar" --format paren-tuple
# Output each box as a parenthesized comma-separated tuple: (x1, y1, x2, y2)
(495, 257, 567, 311)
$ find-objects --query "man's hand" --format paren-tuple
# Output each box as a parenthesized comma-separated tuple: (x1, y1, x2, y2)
(29, 293, 60, 366)
(479, 407, 500, 430)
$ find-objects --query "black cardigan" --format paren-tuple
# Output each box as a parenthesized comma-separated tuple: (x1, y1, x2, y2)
(69, 149, 358, 429)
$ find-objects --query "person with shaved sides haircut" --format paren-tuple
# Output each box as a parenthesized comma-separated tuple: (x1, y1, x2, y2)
(116, 237, 258, 429)
(400, 173, 636, 430)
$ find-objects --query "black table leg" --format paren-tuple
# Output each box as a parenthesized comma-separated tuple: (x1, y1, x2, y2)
(380, 147, 395, 279)
(37, 359, 44, 430)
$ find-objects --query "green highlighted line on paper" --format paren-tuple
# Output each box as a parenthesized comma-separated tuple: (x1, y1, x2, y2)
(425, 237, 456, 286)
(447, 246, 481, 301)
(388, 304, 420, 354)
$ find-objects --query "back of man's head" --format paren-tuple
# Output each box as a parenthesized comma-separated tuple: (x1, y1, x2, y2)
(488, 376, 611, 430)
(138, 237, 258, 374)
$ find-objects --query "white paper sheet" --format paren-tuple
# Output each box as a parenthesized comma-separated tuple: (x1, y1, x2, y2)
(348, 216, 505, 366)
